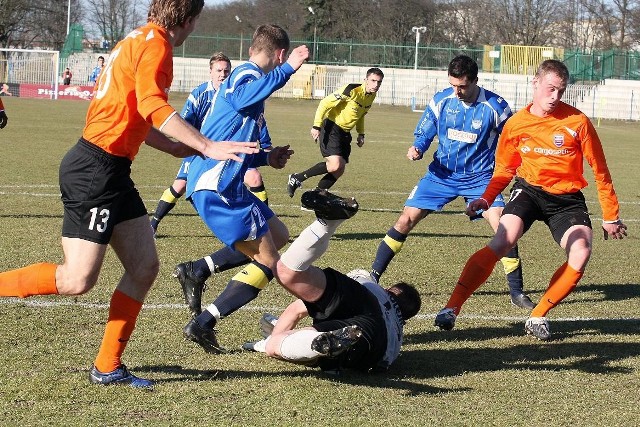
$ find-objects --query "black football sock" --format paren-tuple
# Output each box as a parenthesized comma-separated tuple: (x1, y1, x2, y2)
(371, 227, 407, 281)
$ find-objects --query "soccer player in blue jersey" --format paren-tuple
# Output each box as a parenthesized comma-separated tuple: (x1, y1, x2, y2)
(88, 56, 104, 84)
(370, 55, 533, 309)
(150, 53, 272, 236)
(177, 25, 310, 353)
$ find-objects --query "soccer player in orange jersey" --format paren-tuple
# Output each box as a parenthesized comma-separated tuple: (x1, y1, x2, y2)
(0, 97, 7, 128)
(434, 59, 628, 340)
(0, 0, 257, 388)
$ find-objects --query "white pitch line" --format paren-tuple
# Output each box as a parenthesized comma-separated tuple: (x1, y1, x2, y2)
(1, 298, 638, 323)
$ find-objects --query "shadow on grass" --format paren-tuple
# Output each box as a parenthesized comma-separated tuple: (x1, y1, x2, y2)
(333, 231, 493, 241)
(390, 339, 640, 380)
(134, 363, 464, 396)
(407, 318, 640, 345)
(469, 283, 640, 304)
(402, 317, 640, 371)
(0, 214, 63, 219)
(133, 318, 638, 395)
(571, 282, 640, 303)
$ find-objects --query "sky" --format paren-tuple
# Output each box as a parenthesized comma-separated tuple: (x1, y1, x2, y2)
(204, 0, 233, 5)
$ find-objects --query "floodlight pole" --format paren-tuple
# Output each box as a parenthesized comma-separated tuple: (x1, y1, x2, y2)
(411, 26, 427, 73)
(66, 0, 71, 35)
(308, 6, 317, 63)
(411, 26, 427, 107)
(235, 15, 243, 61)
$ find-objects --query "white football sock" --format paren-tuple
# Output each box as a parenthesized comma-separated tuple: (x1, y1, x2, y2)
(280, 218, 345, 271)
(279, 330, 323, 361)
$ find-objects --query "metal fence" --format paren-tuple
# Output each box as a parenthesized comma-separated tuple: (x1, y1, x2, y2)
(180, 34, 640, 82)
(564, 49, 640, 81)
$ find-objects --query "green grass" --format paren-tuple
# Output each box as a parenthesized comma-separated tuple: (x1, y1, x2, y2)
(0, 96, 639, 426)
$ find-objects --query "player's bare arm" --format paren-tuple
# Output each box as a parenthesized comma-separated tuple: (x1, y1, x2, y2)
(271, 299, 309, 335)
(145, 127, 200, 158)
(356, 134, 365, 147)
(160, 113, 258, 161)
(310, 127, 320, 141)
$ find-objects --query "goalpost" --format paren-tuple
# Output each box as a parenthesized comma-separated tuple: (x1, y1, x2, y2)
(0, 48, 60, 99)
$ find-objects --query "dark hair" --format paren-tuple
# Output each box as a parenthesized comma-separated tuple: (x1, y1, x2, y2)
(387, 282, 421, 321)
(148, 0, 204, 29)
(448, 55, 478, 81)
(97, 56, 104, 61)
(251, 24, 290, 54)
(366, 67, 384, 79)
(536, 59, 570, 83)
(209, 52, 231, 68)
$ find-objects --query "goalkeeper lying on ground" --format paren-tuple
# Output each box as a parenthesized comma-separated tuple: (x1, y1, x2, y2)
(243, 189, 422, 373)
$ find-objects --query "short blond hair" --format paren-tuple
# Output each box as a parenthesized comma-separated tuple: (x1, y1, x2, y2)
(209, 52, 231, 69)
(536, 60, 570, 83)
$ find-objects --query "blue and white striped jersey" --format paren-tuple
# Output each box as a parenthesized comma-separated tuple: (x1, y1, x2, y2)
(414, 86, 512, 178)
(185, 61, 293, 201)
(181, 80, 215, 129)
(180, 79, 272, 147)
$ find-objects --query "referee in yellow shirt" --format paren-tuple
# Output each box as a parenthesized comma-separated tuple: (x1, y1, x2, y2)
(287, 68, 383, 197)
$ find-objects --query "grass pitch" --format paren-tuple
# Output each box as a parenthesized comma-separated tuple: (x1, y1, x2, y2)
(0, 96, 638, 426)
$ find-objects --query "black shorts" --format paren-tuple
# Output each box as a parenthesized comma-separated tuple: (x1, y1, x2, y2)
(503, 178, 592, 244)
(303, 267, 387, 372)
(59, 138, 147, 244)
(318, 119, 352, 162)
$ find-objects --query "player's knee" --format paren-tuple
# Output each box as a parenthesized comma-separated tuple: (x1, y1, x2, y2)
(123, 254, 160, 289)
(275, 260, 295, 286)
(395, 214, 418, 232)
(56, 269, 100, 295)
(136, 257, 161, 284)
(568, 243, 592, 267)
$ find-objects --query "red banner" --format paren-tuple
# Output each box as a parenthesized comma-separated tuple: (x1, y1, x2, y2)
(19, 84, 94, 100)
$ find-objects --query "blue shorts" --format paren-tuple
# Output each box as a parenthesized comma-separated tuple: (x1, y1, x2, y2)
(405, 169, 505, 214)
(189, 190, 274, 247)
(175, 156, 196, 181)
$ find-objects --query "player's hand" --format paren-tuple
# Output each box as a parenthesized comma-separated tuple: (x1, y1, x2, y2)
(286, 45, 310, 71)
(602, 220, 627, 240)
(466, 198, 489, 217)
(356, 134, 365, 147)
(203, 141, 259, 162)
(268, 145, 294, 169)
(310, 127, 320, 142)
(0, 110, 7, 129)
(407, 146, 422, 160)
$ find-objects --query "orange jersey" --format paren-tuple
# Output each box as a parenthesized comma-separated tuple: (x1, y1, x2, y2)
(82, 22, 176, 160)
(483, 102, 620, 221)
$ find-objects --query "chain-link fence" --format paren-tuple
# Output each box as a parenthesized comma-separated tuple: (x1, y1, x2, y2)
(178, 34, 640, 82)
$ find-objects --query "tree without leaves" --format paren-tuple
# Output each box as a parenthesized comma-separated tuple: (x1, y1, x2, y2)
(489, 0, 564, 46)
(83, 0, 146, 50)
(0, 0, 81, 49)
